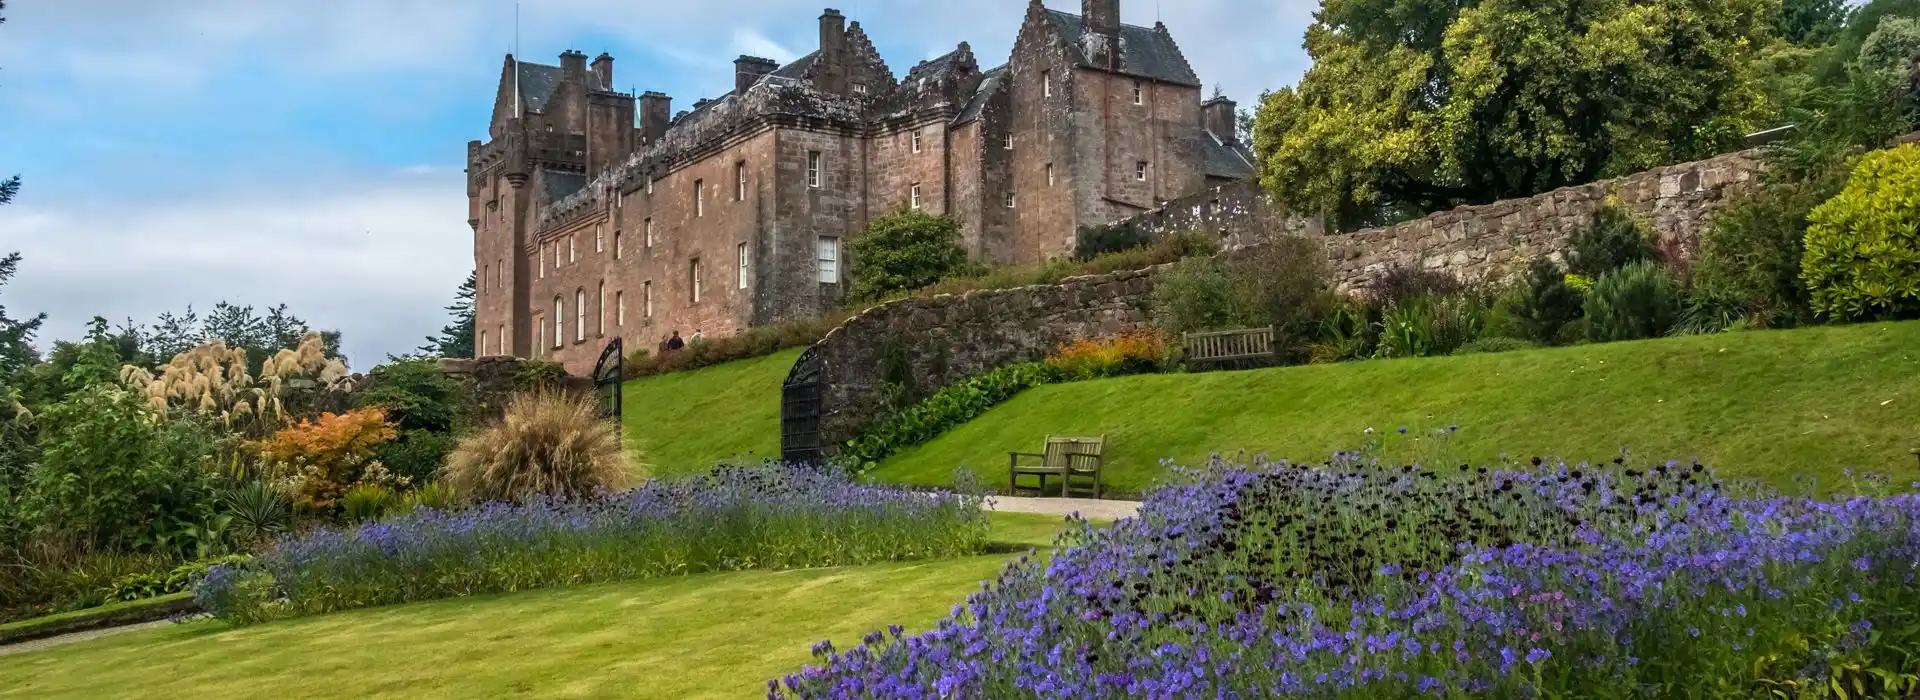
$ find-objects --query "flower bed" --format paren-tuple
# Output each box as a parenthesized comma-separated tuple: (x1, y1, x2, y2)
(777, 455, 1920, 697)
(196, 466, 987, 624)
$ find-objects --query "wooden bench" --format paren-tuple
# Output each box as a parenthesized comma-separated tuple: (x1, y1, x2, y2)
(1009, 435, 1106, 499)
(1182, 326, 1276, 370)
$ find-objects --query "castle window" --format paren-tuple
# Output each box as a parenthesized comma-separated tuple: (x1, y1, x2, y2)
(553, 297, 564, 349)
(644, 281, 654, 318)
(614, 230, 623, 259)
(496, 259, 503, 289)
(911, 130, 922, 154)
(735, 162, 747, 202)
(853, 83, 868, 95)
(1004, 134, 1014, 150)
(910, 183, 922, 210)
(598, 281, 607, 336)
(817, 237, 840, 284)
(538, 247, 546, 279)
(1043, 71, 1052, 97)
(498, 324, 505, 354)
(483, 264, 490, 291)
(479, 330, 488, 358)
(645, 218, 655, 248)
(569, 235, 577, 263)
(1005, 192, 1016, 209)
(807, 151, 822, 188)
(575, 288, 586, 343)
(595, 225, 604, 253)
(690, 258, 703, 303)
(1136, 161, 1149, 181)
(616, 290, 626, 327)
(737, 243, 750, 290)
(695, 179, 705, 217)
(646, 178, 654, 195)
(1133, 81, 1144, 105)
(1046, 163, 1055, 187)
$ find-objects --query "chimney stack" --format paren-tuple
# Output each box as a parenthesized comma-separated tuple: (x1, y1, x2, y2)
(1083, 0, 1119, 40)
(590, 53, 614, 90)
(559, 49, 588, 83)
(1202, 97, 1239, 144)
(816, 9, 849, 94)
(734, 55, 780, 96)
(639, 91, 672, 144)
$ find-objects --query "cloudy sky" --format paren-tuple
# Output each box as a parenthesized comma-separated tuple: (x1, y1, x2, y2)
(0, 0, 1316, 369)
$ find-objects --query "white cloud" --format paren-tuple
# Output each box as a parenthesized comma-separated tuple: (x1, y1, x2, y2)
(0, 177, 473, 371)
(730, 28, 799, 64)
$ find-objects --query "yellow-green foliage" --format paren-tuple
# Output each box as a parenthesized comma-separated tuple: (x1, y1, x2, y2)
(1802, 144, 1920, 320)
(443, 391, 636, 503)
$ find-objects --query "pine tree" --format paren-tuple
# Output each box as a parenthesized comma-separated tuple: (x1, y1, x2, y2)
(421, 272, 476, 358)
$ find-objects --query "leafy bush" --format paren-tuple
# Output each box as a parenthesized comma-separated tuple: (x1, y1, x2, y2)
(340, 484, 398, 525)
(1150, 257, 1243, 335)
(0, 544, 172, 623)
(354, 359, 463, 433)
(374, 430, 457, 485)
(1045, 332, 1172, 381)
(1585, 261, 1683, 341)
(25, 386, 220, 552)
(841, 363, 1060, 472)
(107, 554, 249, 603)
(1375, 295, 1485, 358)
(512, 360, 569, 391)
(247, 407, 400, 513)
(1673, 285, 1755, 336)
(1308, 302, 1377, 364)
(1860, 16, 1920, 76)
(1074, 219, 1154, 260)
(1691, 164, 1848, 327)
(442, 391, 633, 504)
(1226, 234, 1337, 362)
(197, 466, 987, 623)
(1565, 202, 1658, 277)
(1502, 258, 1585, 345)
(1362, 266, 1464, 310)
(847, 209, 975, 303)
(1451, 336, 1540, 355)
(1802, 143, 1920, 320)
(220, 481, 292, 547)
(403, 482, 459, 512)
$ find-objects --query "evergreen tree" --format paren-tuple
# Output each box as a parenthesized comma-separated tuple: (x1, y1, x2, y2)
(0, 253, 42, 386)
(421, 272, 476, 358)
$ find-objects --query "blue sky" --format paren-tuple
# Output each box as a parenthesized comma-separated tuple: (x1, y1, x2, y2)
(0, 0, 1315, 368)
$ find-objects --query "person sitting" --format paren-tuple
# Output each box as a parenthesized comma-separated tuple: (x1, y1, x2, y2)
(665, 331, 685, 351)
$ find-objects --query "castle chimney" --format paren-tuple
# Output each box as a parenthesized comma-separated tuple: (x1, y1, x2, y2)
(1202, 96, 1238, 144)
(734, 55, 779, 96)
(639, 91, 672, 144)
(816, 9, 849, 94)
(1083, 0, 1119, 40)
(590, 53, 614, 90)
(559, 50, 588, 83)
(820, 9, 847, 58)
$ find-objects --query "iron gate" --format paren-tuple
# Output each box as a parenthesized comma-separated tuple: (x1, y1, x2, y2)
(780, 346, 824, 466)
(592, 338, 624, 435)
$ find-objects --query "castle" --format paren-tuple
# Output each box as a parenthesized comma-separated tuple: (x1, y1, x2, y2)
(466, 0, 1255, 374)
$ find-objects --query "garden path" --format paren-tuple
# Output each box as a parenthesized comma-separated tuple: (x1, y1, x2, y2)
(0, 619, 176, 658)
(986, 496, 1141, 521)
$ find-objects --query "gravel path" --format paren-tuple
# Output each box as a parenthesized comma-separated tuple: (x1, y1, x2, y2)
(987, 496, 1141, 521)
(0, 619, 179, 658)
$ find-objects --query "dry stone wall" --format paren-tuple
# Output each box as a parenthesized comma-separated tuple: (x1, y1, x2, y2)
(809, 268, 1160, 448)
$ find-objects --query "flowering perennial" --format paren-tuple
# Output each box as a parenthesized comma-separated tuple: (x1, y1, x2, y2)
(197, 465, 987, 622)
(778, 455, 1920, 698)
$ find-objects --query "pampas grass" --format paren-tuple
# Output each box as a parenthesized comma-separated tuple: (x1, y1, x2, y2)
(442, 391, 636, 503)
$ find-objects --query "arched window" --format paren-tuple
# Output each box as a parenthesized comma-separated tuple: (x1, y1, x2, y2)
(574, 288, 586, 342)
(553, 296, 564, 348)
(479, 330, 488, 358)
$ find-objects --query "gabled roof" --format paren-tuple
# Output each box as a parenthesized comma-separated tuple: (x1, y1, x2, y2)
(1201, 130, 1256, 180)
(1043, 10, 1201, 87)
(954, 65, 1008, 126)
(515, 61, 565, 113)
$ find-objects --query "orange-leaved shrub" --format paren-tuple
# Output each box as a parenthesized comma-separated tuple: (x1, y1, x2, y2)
(248, 407, 400, 512)
(1044, 331, 1172, 381)
(442, 391, 635, 504)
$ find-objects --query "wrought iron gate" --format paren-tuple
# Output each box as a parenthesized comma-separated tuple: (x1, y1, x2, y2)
(780, 346, 824, 466)
(592, 338, 624, 434)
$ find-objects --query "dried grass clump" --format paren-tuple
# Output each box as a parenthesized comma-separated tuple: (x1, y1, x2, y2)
(120, 332, 348, 436)
(443, 391, 636, 503)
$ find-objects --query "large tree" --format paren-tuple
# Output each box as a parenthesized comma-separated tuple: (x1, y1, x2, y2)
(420, 272, 476, 358)
(1254, 0, 1775, 231)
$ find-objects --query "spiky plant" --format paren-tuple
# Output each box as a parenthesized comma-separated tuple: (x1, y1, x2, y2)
(340, 484, 398, 525)
(443, 391, 635, 504)
(222, 481, 293, 546)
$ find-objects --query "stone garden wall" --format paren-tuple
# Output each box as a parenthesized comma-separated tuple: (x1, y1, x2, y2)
(809, 268, 1161, 449)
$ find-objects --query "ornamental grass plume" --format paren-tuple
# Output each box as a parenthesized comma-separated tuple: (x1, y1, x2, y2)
(443, 389, 635, 503)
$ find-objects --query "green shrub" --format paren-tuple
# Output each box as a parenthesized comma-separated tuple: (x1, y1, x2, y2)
(1585, 261, 1683, 341)
(0, 544, 171, 623)
(25, 387, 219, 553)
(107, 554, 249, 603)
(1859, 16, 1920, 76)
(905, 232, 1217, 303)
(1151, 257, 1243, 335)
(341, 484, 398, 525)
(1691, 163, 1849, 327)
(1673, 285, 1754, 336)
(1803, 143, 1920, 320)
(1451, 337, 1540, 355)
(1502, 258, 1585, 345)
(1375, 295, 1484, 359)
(847, 209, 975, 303)
(1566, 203, 1658, 277)
(403, 482, 459, 512)
(354, 359, 464, 433)
(1227, 234, 1336, 363)
(374, 429, 457, 485)
(443, 391, 634, 504)
(1074, 219, 1153, 260)
(1362, 266, 1464, 310)
(1309, 302, 1377, 364)
(841, 363, 1062, 473)
(220, 481, 292, 546)
(512, 360, 569, 391)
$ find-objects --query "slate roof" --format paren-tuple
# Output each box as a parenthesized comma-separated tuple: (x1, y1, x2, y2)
(515, 61, 565, 113)
(543, 170, 587, 202)
(1044, 10, 1201, 87)
(766, 51, 819, 83)
(954, 65, 1008, 125)
(1201, 130, 1256, 180)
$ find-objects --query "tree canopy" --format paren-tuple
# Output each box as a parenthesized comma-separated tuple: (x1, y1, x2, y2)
(1253, 0, 1776, 232)
(420, 272, 476, 358)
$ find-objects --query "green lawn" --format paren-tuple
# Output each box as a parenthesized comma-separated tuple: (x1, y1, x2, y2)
(620, 348, 802, 477)
(873, 321, 1920, 495)
(0, 512, 1082, 700)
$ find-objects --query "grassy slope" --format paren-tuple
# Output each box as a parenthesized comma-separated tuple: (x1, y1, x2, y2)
(874, 322, 1920, 495)
(0, 512, 1078, 700)
(619, 348, 802, 477)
